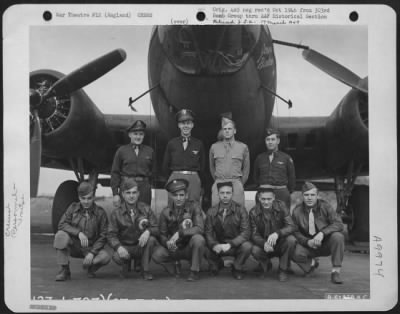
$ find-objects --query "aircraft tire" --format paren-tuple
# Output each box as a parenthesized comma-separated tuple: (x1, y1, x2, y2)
(348, 185, 369, 242)
(52, 180, 79, 233)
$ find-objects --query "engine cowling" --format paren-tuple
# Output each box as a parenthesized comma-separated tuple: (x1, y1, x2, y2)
(30, 70, 116, 171)
(324, 83, 368, 171)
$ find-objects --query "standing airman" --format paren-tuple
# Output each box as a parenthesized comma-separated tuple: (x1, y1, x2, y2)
(253, 128, 296, 210)
(111, 120, 155, 207)
(162, 109, 205, 203)
(209, 113, 250, 206)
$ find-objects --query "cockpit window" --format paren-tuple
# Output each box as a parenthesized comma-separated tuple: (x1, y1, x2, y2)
(158, 25, 260, 75)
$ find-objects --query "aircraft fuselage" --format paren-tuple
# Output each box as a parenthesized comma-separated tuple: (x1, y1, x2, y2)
(148, 25, 277, 153)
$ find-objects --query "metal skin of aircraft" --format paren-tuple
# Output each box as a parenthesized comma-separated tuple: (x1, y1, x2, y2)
(29, 25, 369, 241)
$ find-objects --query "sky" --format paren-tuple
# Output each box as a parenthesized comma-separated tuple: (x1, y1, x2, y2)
(30, 25, 368, 195)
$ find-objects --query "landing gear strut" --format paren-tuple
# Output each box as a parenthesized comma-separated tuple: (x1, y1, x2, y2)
(51, 158, 98, 233)
(334, 161, 369, 242)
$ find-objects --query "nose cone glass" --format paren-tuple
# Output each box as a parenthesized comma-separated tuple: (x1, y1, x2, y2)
(158, 25, 260, 75)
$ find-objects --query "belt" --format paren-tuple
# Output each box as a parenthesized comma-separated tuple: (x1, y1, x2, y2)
(260, 184, 287, 189)
(122, 175, 149, 182)
(173, 171, 197, 175)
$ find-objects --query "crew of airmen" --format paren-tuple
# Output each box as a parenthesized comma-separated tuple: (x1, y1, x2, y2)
(54, 109, 345, 285)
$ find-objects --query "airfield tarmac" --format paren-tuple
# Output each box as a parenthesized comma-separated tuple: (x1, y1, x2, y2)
(30, 192, 370, 300)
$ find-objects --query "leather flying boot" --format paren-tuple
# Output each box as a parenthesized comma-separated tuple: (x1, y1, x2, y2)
(55, 264, 71, 281)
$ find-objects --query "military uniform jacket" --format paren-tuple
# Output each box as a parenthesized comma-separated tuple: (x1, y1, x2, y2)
(110, 144, 155, 195)
(158, 200, 204, 248)
(205, 201, 250, 249)
(162, 136, 205, 174)
(249, 201, 297, 248)
(253, 150, 296, 192)
(292, 199, 344, 246)
(108, 201, 159, 250)
(58, 202, 108, 255)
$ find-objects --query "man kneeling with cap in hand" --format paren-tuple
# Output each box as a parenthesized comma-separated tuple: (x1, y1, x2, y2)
(108, 178, 159, 280)
(291, 182, 345, 284)
(205, 181, 252, 280)
(249, 187, 297, 282)
(54, 181, 110, 281)
(152, 179, 206, 281)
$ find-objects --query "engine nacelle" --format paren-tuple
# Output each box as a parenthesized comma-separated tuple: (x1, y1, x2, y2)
(30, 70, 116, 170)
(324, 86, 368, 171)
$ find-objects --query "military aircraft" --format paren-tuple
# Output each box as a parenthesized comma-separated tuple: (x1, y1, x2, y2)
(29, 25, 368, 241)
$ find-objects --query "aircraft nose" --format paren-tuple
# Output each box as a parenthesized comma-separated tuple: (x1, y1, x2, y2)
(157, 25, 260, 75)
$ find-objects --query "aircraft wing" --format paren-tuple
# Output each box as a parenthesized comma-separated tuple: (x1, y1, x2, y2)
(269, 109, 369, 185)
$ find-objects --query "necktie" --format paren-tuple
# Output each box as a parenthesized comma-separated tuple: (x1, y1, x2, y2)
(222, 208, 227, 223)
(309, 209, 316, 236)
(130, 209, 135, 223)
(182, 137, 188, 150)
(268, 152, 274, 162)
(134, 145, 139, 156)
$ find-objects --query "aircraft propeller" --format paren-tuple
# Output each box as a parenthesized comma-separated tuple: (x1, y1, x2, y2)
(29, 49, 127, 197)
(272, 39, 368, 94)
(302, 49, 368, 94)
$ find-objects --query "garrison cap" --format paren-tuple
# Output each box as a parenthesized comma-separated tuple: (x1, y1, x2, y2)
(265, 128, 280, 137)
(120, 177, 138, 192)
(77, 181, 94, 197)
(165, 178, 189, 193)
(127, 120, 146, 132)
(220, 111, 234, 126)
(176, 109, 194, 122)
(302, 181, 317, 193)
(257, 187, 275, 194)
(217, 181, 233, 190)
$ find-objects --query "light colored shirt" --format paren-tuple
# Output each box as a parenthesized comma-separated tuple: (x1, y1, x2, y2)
(209, 140, 250, 183)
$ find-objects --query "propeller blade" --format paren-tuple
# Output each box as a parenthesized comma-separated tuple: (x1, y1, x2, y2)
(43, 48, 127, 98)
(30, 111, 42, 197)
(302, 49, 368, 94)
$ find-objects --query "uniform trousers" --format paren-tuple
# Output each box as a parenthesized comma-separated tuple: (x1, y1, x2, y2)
(136, 179, 152, 206)
(251, 235, 296, 271)
(211, 178, 244, 206)
(167, 171, 201, 203)
(53, 230, 110, 266)
(152, 234, 206, 272)
(292, 232, 345, 272)
(273, 187, 291, 211)
(112, 236, 158, 272)
(206, 241, 253, 271)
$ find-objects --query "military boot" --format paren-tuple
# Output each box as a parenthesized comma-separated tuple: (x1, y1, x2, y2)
(55, 264, 71, 281)
(87, 263, 102, 278)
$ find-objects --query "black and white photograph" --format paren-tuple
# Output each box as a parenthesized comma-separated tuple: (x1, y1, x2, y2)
(3, 4, 397, 312)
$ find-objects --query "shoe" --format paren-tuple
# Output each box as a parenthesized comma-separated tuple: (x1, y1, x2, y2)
(304, 259, 319, 277)
(209, 258, 224, 276)
(142, 271, 153, 281)
(87, 263, 101, 278)
(174, 261, 182, 277)
(134, 258, 142, 273)
(161, 263, 177, 277)
(331, 271, 343, 284)
(254, 260, 272, 273)
(120, 262, 130, 278)
(186, 271, 200, 282)
(55, 265, 71, 281)
(231, 266, 243, 280)
(278, 270, 288, 282)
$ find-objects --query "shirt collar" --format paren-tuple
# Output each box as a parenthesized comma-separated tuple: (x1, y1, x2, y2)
(122, 202, 138, 214)
(218, 201, 233, 214)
